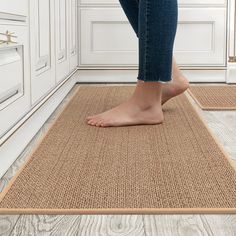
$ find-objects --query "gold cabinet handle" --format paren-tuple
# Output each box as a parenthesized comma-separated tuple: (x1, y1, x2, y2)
(0, 31, 17, 45)
(229, 56, 236, 62)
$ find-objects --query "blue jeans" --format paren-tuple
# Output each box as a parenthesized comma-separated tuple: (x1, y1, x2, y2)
(119, 0, 178, 82)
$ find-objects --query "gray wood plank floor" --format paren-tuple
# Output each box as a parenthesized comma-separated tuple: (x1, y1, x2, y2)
(0, 83, 236, 236)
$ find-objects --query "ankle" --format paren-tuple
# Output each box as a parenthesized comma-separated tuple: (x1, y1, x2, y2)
(130, 96, 161, 111)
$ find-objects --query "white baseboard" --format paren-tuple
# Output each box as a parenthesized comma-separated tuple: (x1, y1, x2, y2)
(227, 63, 236, 83)
(183, 70, 227, 83)
(77, 69, 227, 83)
(0, 71, 78, 178)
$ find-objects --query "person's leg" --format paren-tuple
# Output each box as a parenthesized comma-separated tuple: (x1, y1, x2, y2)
(119, 0, 189, 104)
(137, 0, 178, 83)
(86, 0, 180, 127)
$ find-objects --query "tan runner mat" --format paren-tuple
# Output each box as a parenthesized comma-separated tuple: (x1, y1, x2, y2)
(0, 85, 236, 214)
(188, 85, 236, 110)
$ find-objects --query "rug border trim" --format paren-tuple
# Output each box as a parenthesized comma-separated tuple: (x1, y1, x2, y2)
(1, 208, 236, 215)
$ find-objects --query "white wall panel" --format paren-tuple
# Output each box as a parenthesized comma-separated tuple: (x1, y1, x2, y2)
(79, 7, 226, 67)
(55, 0, 70, 83)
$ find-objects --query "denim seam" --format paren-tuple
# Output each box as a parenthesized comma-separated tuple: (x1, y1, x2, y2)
(144, 0, 150, 82)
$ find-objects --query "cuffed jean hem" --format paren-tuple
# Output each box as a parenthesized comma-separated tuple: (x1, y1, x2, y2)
(137, 76, 173, 84)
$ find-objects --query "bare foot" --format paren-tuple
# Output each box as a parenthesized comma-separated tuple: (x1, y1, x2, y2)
(161, 74, 189, 105)
(86, 81, 164, 127)
(86, 98, 163, 127)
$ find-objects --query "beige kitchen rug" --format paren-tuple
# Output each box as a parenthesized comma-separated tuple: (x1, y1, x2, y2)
(188, 85, 236, 110)
(0, 85, 236, 214)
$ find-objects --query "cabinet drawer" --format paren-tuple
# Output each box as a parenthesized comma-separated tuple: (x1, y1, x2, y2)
(0, 24, 30, 138)
(79, 7, 227, 67)
(0, 0, 28, 17)
(80, 8, 138, 66)
(79, 0, 226, 6)
(0, 47, 23, 110)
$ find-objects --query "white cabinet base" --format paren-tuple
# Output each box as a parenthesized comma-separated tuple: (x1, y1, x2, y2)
(0, 70, 78, 178)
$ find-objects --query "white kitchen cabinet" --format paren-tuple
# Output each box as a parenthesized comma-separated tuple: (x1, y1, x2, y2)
(0, 22, 30, 138)
(30, 0, 56, 105)
(30, 0, 78, 103)
(79, 7, 227, 67)
(0, 0, 79, 177)
(55, 0, 78, 82)
(55, 0, 70, 84)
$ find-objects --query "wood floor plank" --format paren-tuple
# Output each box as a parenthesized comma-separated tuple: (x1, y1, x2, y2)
(11, 215, 145, 236)
(10, 215, 82, 236)
(200, 215, 236, 236)
(0, 215, 19, 236)
(201, 111, 236, 162)
(76, 215, 145, 236)
(143, 215, 211, 236)
(143, 215, 236, 236)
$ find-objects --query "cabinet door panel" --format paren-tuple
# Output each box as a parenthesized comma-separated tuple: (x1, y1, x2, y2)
(79, 8, 226, 67)
(55, 0, 70, 83)
(80, 8, 138, 66)
(0, 0, 28, 16)
(30, 0, 56, 105)
(0, 24, 30, 138)
(37, 0, 50, 64)
(68, 0, 78, 72)
(174, 8, 227, 66)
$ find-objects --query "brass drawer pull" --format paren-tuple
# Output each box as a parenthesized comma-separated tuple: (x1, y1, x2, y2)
(36, 62, 48, 72)
(228, 56, 236, 62)
(58, 54, 65, 60)
(0, 31, 17, 45)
